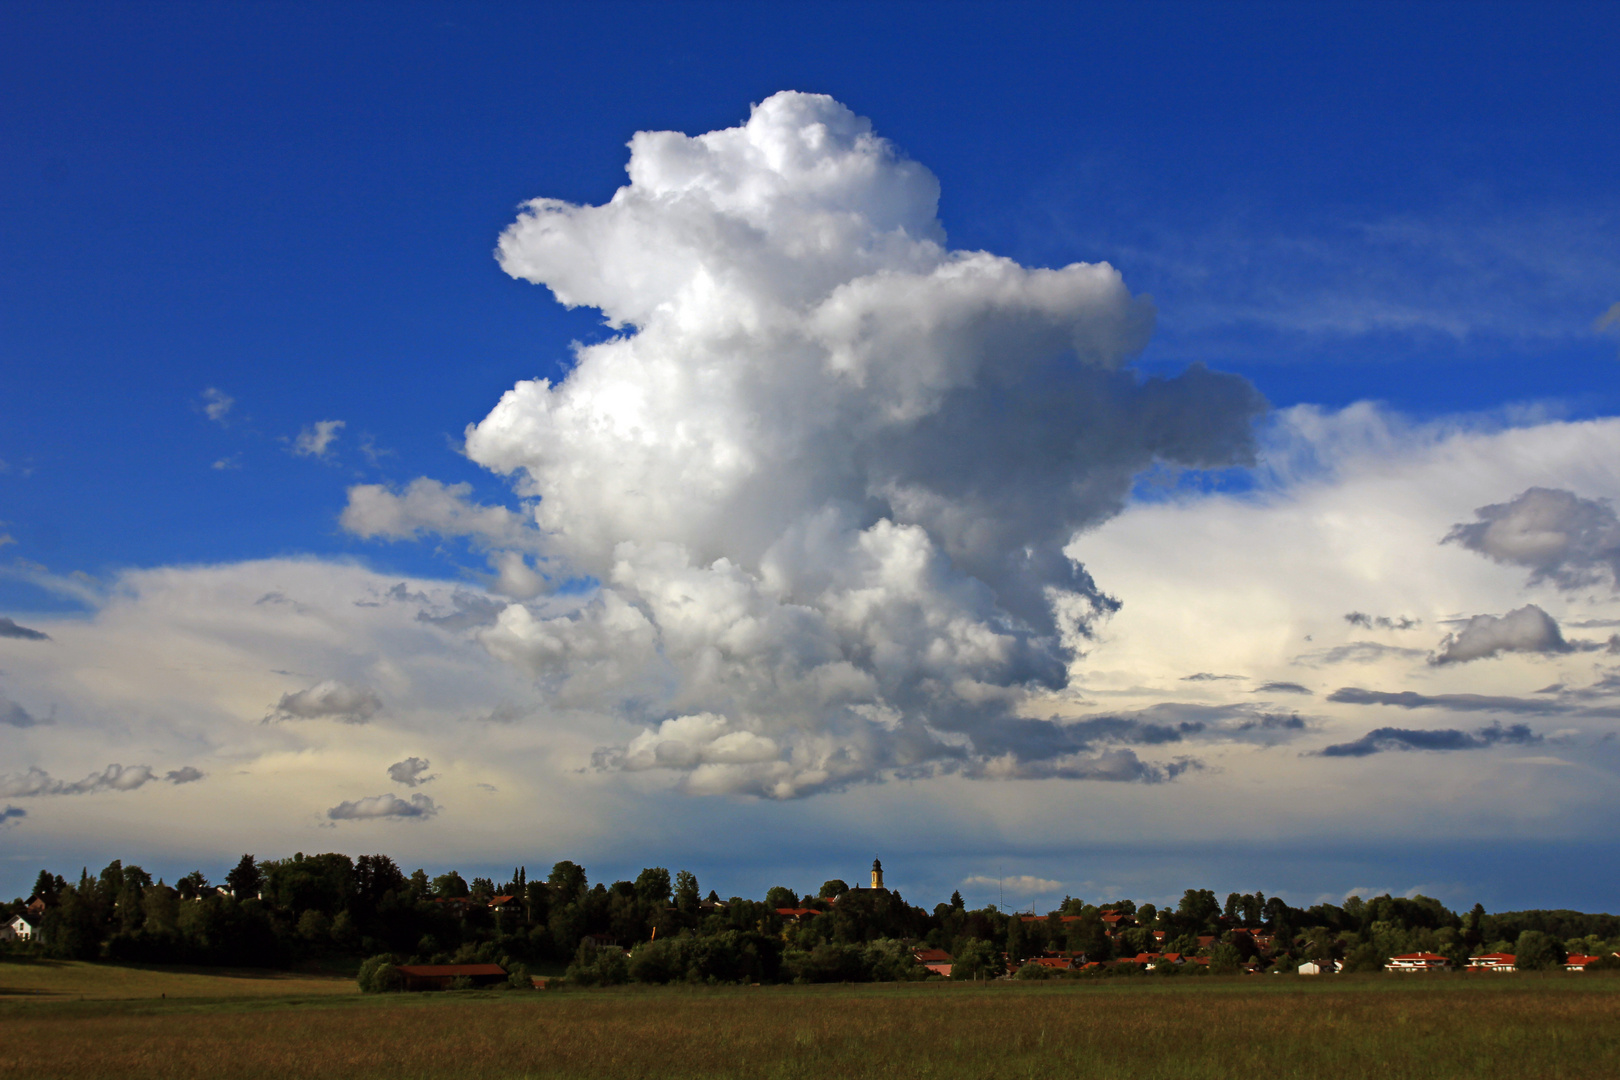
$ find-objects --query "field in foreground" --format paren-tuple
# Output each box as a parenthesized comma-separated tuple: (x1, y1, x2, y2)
(3, 964, 1619, 1080)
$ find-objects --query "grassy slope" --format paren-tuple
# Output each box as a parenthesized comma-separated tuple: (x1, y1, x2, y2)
(3, 970, 1619, 1079)
(0, 957, 353, 1001)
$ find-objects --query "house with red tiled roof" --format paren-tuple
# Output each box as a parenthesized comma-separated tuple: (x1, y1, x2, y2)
(1022, 956, 1073, 971)
(912, 948, 953, 977)
(1565, 954, 1609, 971)
(775, 907, 820, 922)
(1466, 953, 1516, 972)
(1386, 952, 1450, 972)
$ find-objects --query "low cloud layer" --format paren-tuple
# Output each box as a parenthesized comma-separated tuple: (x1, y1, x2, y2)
(0, 617, 49, 640)
(1444, 487, 1620, 591)
(327, 792, 439, 821)
(1433, 605, 1570, 665)
(387, 757, 435, 787)
(1319, 723, 1541, 758)
(0, 763, 201, 797)
(267, 680, 381, 724)
(0, 806, 24, 826)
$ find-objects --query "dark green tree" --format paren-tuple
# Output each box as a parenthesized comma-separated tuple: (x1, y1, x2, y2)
(674, 871, 700, 913)
(820, 879, 850, 898)
(548, 861, 587, 899)
(225, 855, 263, 900)
(634, 867, 672, 906)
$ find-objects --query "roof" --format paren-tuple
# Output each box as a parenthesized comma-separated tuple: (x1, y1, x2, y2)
(775, 907, 820, 918)
(1390, 952, 1449, 962)
(395, 964, 508, 977)
(1026, 957, 1071, 968)
(1469, 953, 1516, 963)
(488, 895, 519, 905)
(1566, 954, 1603, 966)
(912, 948, 953, 963)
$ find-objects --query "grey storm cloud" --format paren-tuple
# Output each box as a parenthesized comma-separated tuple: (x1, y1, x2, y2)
(165, 766, 205, 785)
(266, 680, 382, 724)
(1182, 672, 1245, 681)
(0, 763, 204, 797)
(416, 590, 507, 632)
(0, 616, 49, 640)
(0, 695, 49, 728)
(327, 793, 439, 821)
(1254, 681, 1314, 695)
(1432, 605, 1570, 665)
(1344, 612, 1420, 630)
(361, 92, 1269, 799)
(1444, 487, 1620, 591)
(387, 757, 435, 787)
(1318, 723, 1542, 758)
(1, 805, 24, 826)
(596, 700, 1306, 797)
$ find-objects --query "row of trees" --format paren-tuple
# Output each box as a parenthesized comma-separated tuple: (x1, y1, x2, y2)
(7, 855, 1618, 983)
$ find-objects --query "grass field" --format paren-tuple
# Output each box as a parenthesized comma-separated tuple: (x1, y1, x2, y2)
(0, 957, 353, 1001)
(3, 961, 1618, 1079)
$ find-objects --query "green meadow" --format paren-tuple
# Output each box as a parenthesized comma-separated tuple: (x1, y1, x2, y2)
(4, 959, 1619, 1080)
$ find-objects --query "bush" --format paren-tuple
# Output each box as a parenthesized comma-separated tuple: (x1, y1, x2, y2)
(567, 938, 629, 987)
(1014, 962, 1057, 980)
(1342, 943, 1386, 974)
(356, 954, 404, 993)
(506, 962, 533, 989)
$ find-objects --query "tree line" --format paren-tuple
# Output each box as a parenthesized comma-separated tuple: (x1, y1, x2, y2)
(6, 855, 1618, 984)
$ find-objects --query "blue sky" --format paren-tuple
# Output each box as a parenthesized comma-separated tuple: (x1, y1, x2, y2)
(2, 2, 1619, 911)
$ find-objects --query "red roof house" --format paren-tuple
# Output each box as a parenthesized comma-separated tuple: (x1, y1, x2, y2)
(1466, 953, 1516, 972)
(1386, 952, 1451, 973)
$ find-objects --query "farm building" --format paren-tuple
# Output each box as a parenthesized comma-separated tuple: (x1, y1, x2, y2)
(2, 915, 34, 942)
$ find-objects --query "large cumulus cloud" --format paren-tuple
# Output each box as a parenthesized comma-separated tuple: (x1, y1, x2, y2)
(374, 93, 1264, 798)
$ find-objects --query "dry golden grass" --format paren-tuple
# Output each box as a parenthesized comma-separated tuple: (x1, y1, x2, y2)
(4, 974, 1619, 1079)
(0, 957, 352, 1001)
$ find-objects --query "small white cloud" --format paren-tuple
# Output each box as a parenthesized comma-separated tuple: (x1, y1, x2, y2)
(292, 419, 345, 459)
(201, 387, 234, 424)
(211, 455, 242, 471)
(327, 792, 438, 821)
(387, 756, 435, 787)
(1433, 605, 1570, 665)
(266, 680, 381, 724)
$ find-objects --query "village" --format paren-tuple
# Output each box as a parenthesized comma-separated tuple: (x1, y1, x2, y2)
(6, 855, 1618, 989)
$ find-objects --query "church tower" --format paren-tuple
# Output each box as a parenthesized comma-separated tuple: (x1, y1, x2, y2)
(870, 857, 884, 890)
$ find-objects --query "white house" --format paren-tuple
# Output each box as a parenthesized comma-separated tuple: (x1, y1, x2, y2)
(1297, 960, 1342, 974)
(1386, 952, 1450, 973)
(2, 915, 34, 942)
(1466, 953, 1516, 972)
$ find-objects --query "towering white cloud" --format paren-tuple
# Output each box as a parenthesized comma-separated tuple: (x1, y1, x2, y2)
(446, 92, 1265, 797)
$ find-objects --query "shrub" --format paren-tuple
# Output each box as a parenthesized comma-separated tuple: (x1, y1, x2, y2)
(1014, 962, 1057, 980)
(506, 962, 533, 989)
(356, 954, 404, 993)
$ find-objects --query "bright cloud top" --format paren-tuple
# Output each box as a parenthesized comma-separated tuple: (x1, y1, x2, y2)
(402, 92, 1268, 798)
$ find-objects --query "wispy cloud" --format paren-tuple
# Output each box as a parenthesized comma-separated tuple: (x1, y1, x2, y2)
(200, 387, 234, 425)
(0, 763, 202, 797)
(292, 419, 345, 459)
